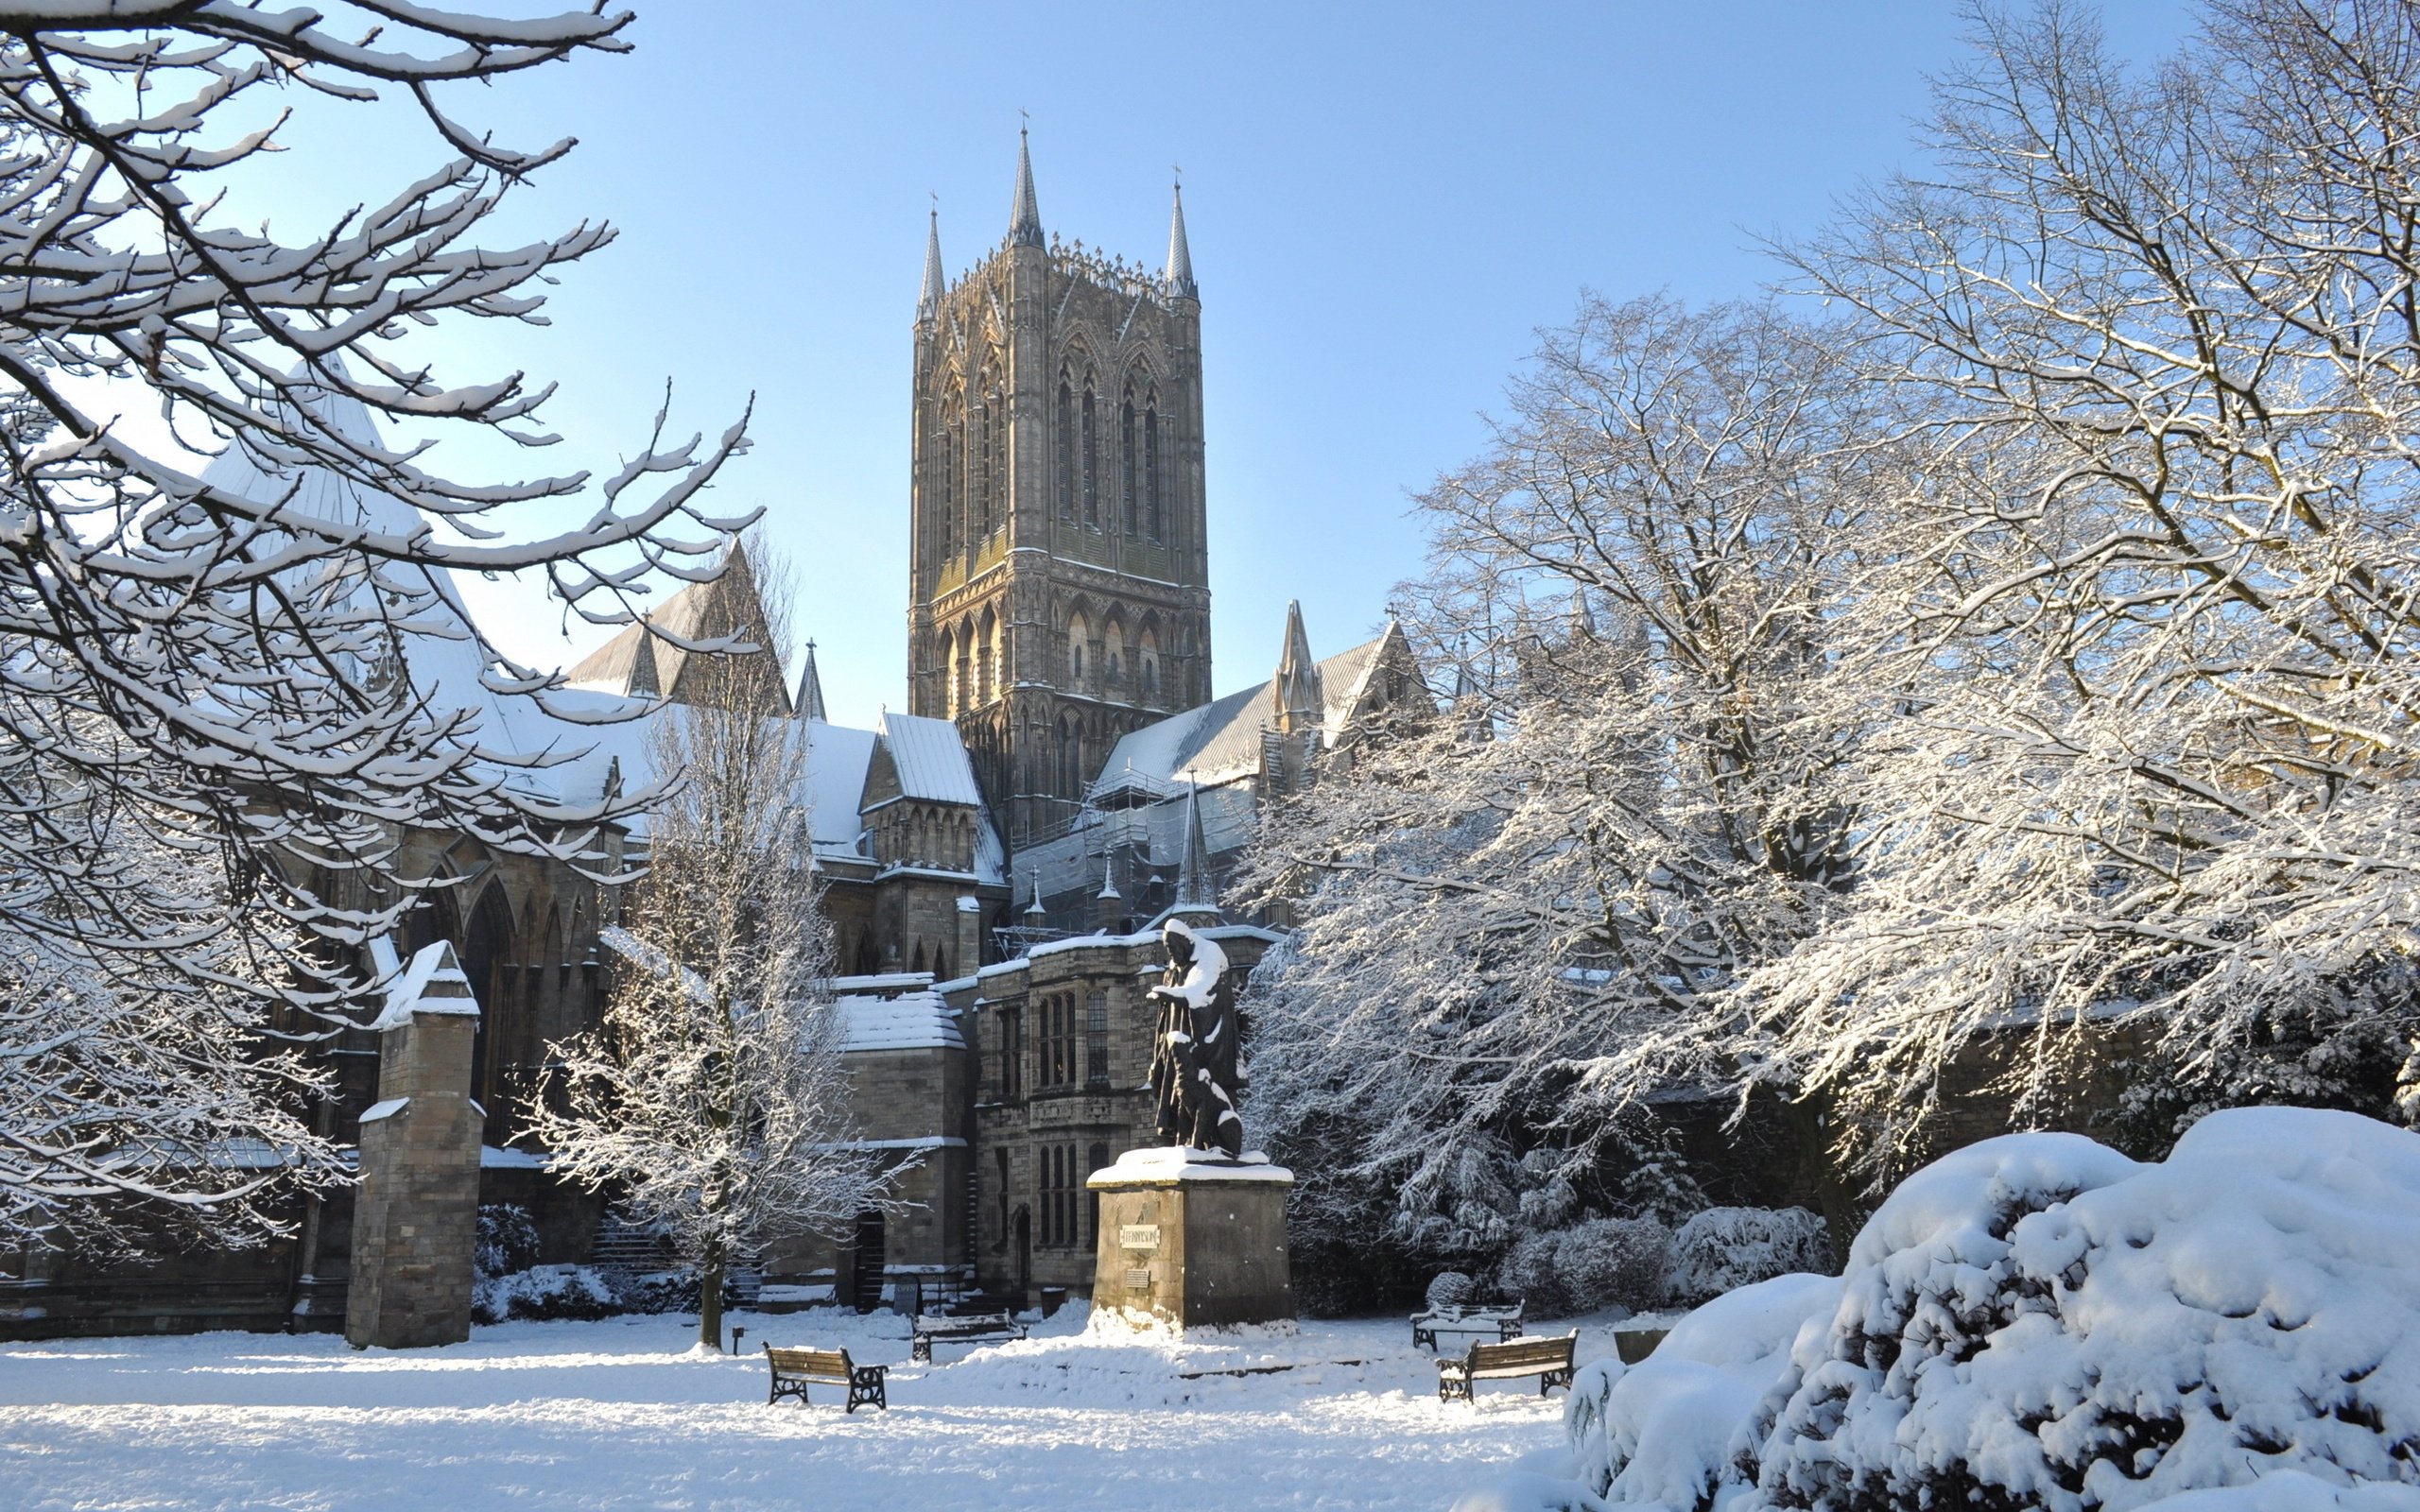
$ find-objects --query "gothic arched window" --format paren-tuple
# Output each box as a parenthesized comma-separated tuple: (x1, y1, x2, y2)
(975, 382, 995, 543)
(1055, 375, 1075, 520)
(942, 402, 962, 558)
(1058, 712, 1084, 798)
(1119, 387, 1138, 536)
(1144, 396, 1164, 541)
(1080, 380, 1098, 528)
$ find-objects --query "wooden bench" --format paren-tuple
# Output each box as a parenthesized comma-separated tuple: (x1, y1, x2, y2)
(1412, 1300, 1525, 1350)
(763, 1344, 887, 1412)
(910, 1310, 1027, 1363)
(1437, 1330, 1578, 1402)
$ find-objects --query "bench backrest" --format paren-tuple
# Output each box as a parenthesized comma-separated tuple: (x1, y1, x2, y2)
(924, 1311, 1013, 1332)
(1467, 1332, 1575, 1370)
(1428, 1301, 1522, 1322)
(766, 1346, 850, 1377)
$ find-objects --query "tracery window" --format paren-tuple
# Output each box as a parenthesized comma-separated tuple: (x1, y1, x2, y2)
(1039, 993, 1078, 1089)
(1120, 387, 1138, 535)
(1041, 1143, 1080, 1249)
(1056, 377, 1075, 520)
(1145, 398, 1164, 541)
(1085, 990, 1110, 1088)
(1081, 382, 1098, 527)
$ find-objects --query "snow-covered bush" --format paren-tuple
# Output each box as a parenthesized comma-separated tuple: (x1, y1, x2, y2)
(1667, 1206, 1830, 1306)
(472, 1265, 615, 1325)
(1496, 1217, 1671, 1315)
(1496, 1229, 1568, 1314)
(1553, 1217, 1670, 1314)
(475, 1206, 540, 1280)
(1428, 1271, 1478, 1311)
(1565, 1271, 1841, 1507)
(1541, 1108, 2420, 1512)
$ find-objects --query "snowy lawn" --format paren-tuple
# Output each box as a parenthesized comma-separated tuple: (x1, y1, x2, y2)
(0, 1305, 1616, 1510)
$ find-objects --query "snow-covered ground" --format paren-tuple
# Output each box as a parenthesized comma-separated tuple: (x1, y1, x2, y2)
(0, 1305, 1614, 1510)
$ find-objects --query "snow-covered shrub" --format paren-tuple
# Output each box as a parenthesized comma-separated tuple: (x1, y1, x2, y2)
(472, 1264, 615, 1325)
(1568, 1271, 1841, 1507)
(1553, 1217, 1670, 1314)
(1496, 1229, 1569, 1314)
(1495, 1218, 1672, 1315)
(1666, 1206, 1829, 1306)
(1550, 1108, 2420, 1512)
(475, 1205, 540, 1280)
(1427, 1271, 1478, 1311)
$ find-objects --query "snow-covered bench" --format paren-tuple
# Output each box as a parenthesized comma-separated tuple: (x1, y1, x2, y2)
(1437, 1330, 1578, 1402)
(763, 1344, 887, 1412)
(910, 1310, 1027, 1362)
(1411, 1300, 1524, 1350)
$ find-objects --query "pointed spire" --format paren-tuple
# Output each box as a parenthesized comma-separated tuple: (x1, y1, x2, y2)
(1165, 178, 1197, 300)
(1025, 867, 1046, 919)
(1098, 850, 1121, 901)
(1010, 122, 1043, 248)
(918, 202, 944, 322)
(1570, 589, 1599, 641)
(795, 639, 827, 722)
(1273, 597, 1321, 734)
(1171, 784, 1219, 920)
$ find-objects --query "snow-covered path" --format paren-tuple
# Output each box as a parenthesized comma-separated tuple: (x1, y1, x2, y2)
(0, 1308, 1584, 1510)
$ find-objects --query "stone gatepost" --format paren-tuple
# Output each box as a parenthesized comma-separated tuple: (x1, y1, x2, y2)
(1088, 1147, 1294, 1330)
(345, 940, 483, 1349)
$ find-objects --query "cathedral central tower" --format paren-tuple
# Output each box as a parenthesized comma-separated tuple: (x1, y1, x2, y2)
(908, 133, 1213, 849)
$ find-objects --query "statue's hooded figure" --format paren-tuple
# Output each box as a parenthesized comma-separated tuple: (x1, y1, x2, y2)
(1147, 919, 1243, 1158)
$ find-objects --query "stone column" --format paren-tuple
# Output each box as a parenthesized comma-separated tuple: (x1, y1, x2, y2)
(1088, 1147, 1293, 1330)
(345, 940, 483, 1349)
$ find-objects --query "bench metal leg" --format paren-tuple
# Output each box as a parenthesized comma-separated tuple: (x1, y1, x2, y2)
(769, 1379, 808, 1407)
(848, 1367, 888, 1412)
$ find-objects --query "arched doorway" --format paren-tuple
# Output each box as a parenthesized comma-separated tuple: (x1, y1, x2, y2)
(850, 1209, 886, 1314)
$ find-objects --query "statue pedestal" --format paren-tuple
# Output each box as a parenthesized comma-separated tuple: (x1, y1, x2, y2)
(1087, 1148, 1294, 1330)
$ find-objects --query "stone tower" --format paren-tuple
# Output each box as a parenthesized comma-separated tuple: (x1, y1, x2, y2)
(908, 132, 1213, 848)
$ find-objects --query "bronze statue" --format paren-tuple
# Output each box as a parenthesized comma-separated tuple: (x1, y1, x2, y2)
(1147, 919, 1244, 1158)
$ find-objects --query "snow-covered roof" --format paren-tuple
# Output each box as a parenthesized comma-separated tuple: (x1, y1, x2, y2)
(805, 720, 879, 855)
(200, 382, 1005, 883)
(1009, 782, 1258, 912)
(1098, 634, 1394, 791)
(881, 712, 985, 806)
(836, 988, 965, 1053)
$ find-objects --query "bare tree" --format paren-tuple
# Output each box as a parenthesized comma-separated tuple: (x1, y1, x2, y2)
(1752, 0, 2420, 1163)
(523, 545, 893, 1352)
(0, 7, 750, 1232)
(1240, 296, 1894, 1261)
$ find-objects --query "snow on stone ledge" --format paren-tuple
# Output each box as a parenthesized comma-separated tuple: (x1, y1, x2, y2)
(836, 989, 964, 1053)
(1087, 1146, 1293, 1186)
(1500, 1107, 2420, 1512)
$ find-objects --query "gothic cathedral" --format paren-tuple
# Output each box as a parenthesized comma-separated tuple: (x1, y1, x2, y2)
(907, 130, 1213, 849)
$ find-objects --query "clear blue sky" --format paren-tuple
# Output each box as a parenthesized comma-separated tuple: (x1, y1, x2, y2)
(201, 2, 2198, 726)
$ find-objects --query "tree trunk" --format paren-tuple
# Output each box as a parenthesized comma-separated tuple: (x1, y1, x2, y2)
(698, 1242, 726, 1352)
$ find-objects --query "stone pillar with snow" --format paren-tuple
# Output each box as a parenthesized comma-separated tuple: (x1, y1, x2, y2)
(345, 941, 484, 1349)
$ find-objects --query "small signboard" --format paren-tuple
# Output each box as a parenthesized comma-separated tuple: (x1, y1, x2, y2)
(1119, 1225, 1161, 1250)
(1124, 1267, 1151, 1290)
